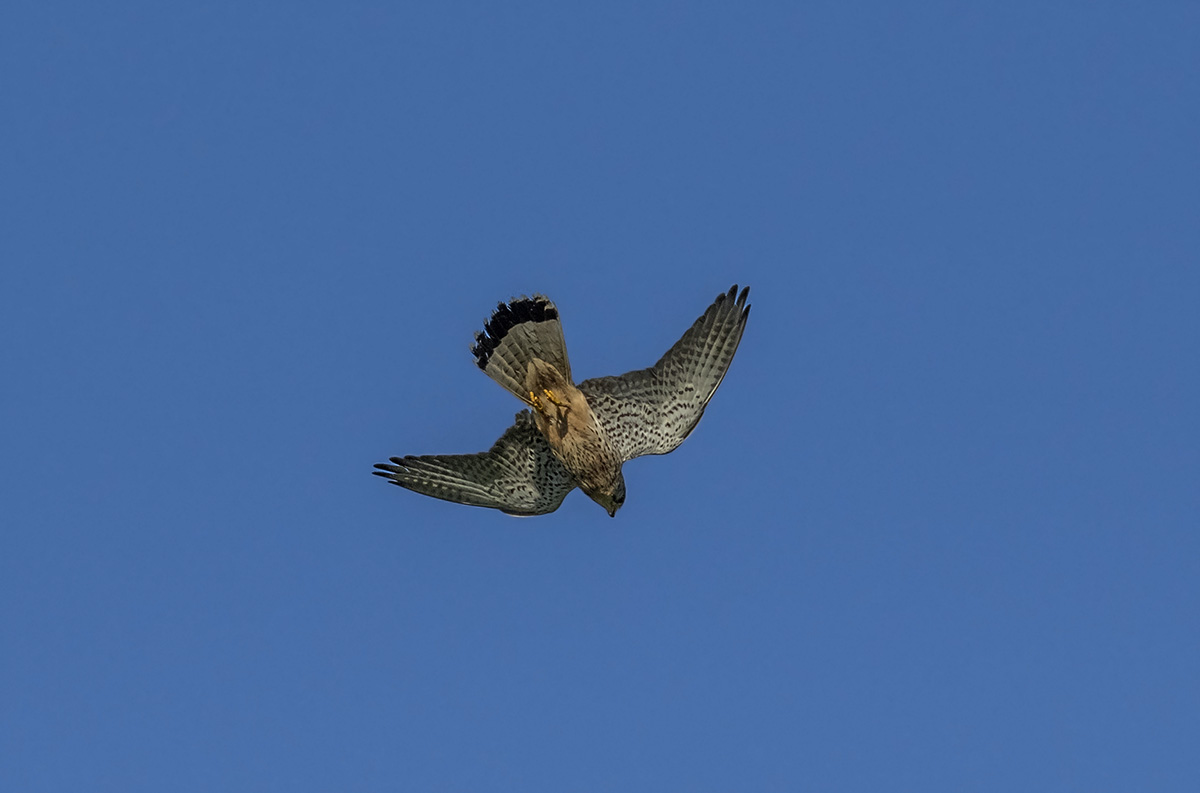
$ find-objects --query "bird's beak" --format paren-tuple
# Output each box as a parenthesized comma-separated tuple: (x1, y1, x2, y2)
(607, 506, 617, 518)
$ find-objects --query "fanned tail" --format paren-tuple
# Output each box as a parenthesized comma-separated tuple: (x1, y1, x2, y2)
(470, 295, 573, 400)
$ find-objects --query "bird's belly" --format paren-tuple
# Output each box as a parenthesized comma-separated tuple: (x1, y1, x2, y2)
(541, 415, 618, 493)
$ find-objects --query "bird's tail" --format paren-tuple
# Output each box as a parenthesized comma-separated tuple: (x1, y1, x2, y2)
(471, 295, 573, 401)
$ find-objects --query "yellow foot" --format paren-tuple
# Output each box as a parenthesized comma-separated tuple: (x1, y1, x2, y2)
(542, 388, 569, 408)
(528, 390, 544, 413)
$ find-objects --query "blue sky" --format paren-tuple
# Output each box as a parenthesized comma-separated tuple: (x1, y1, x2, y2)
(3, 2, 1198, 790)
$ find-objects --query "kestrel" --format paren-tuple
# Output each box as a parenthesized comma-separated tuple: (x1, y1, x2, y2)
(373, 285, 751, 517)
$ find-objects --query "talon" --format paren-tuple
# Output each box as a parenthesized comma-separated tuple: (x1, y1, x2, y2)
(528, 390, 544, 412)
(543, 388, 569, 408)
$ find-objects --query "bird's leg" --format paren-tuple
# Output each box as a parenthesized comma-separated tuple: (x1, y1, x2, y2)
(542, 388, 570, 409)
(528, 389, 545, 414)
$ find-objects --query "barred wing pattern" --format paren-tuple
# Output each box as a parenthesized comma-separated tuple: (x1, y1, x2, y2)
(372, 411, 577, 516)
(579, 285, 750, 461)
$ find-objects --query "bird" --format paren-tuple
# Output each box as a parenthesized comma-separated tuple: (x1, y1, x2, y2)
(373, 284, 751, 517)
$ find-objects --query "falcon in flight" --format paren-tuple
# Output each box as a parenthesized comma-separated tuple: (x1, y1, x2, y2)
(373, 285, 751, 517)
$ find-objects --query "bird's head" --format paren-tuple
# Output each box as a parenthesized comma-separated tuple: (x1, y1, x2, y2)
(585, 471, 626, 518)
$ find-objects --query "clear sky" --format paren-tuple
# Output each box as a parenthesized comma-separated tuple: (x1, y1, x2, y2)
(3, 2, 1198, 791)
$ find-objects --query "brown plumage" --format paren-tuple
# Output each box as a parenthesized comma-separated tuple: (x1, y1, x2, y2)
(374, 285, 751, 517)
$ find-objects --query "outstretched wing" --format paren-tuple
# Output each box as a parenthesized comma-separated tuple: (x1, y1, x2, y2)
(579, 284, 750, 461)
(373, 411, 577, 516)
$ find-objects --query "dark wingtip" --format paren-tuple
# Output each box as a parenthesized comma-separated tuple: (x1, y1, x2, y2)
(469, 294, 559, 369)
(375, 458, 412, 476)
(737, 285, 750, 306)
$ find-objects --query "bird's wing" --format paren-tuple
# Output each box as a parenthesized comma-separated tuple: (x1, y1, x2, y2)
(373, 411, 577, 516)
(578, 285, 750, 461)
